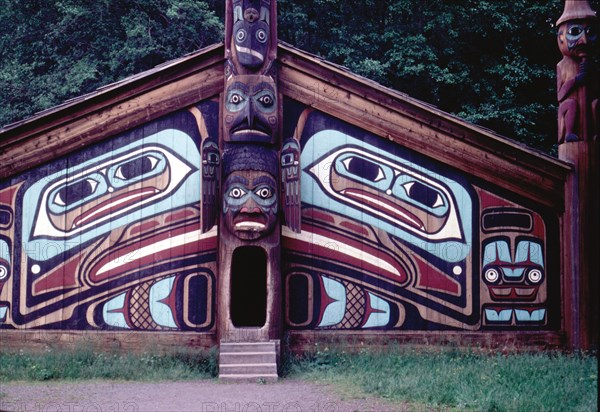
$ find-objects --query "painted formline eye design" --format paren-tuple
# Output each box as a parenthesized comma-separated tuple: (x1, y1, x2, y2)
(482, 239, 544, 302)
(229, 187, 246, 199)
(256, 29, 267, 43)
(307, 146, 463, 240)
(28, 139, 195, 242)
(50, 154, 164, 212)
(302, 131, 472, 263)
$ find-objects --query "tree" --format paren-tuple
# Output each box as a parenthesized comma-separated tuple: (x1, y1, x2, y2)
(0, 0, 223, 128)
(2, 0, 598, 154)
(278, 0, 599, 154)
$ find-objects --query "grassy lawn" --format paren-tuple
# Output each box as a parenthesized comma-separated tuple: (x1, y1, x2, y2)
(1, 345, 596, 411)
(284, 345, 598, 411)
(0, 347, 218, 382)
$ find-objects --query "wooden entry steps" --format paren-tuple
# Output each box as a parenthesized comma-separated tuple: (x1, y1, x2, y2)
(218, 341, 279, 382)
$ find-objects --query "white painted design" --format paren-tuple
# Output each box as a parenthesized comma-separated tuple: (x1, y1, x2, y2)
(95, 227, 217, 276)
(282, 227, 401, 278)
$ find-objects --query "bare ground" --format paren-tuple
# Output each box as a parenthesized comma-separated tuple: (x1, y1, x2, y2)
(0, 380, 409, 412)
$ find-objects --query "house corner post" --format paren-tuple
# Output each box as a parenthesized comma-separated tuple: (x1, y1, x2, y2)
(556, 0, 599, 350)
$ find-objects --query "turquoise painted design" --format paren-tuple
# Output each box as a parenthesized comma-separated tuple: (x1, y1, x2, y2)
(363, 292, 391, 328)
(149, 276, 178, 328)
(319, 276, 346, 327)
(302, 130, 473, 263)
(103, 293, 130, 329)
(22, 130, 199, 260)
(515, 309, 546, 322)
(485, 308, 513, 322)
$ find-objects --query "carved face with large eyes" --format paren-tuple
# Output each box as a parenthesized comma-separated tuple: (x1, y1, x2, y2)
(223, 170, 278, 240)
(224, 75, 278, 144)
(232, 0, 270, 70)
(558, 20, 597, 59)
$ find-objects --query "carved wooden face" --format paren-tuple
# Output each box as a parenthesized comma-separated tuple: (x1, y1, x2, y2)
(232, 0, 270, 70)
(558, 20, 598, 59)
(223, 170, 278, 240)
(224, 75, 278, 144)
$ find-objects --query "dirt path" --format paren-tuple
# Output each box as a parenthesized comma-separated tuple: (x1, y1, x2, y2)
(0, 380, 406, 412)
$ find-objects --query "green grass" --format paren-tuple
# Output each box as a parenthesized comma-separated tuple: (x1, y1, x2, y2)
(284, 345, 598, 412)
(0, 347, 218, 382)
(2, 344, 597, 411)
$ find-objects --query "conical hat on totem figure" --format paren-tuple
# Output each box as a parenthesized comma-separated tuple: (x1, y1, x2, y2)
(556, 0, 597, 26)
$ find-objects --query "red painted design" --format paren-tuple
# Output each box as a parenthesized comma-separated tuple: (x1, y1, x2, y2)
(71, 187, 159, 229)
(107, 290, 132, 328)
(413, 255, 460, 295)
(0, 184, 21, 207)
(304, 209, 336, 224)
(361, 292, 386, 328)
(317, 275, 339, 326)
(158, 276, 180, 320)
(283, 224, 409, 284)
(339, 220, 370, 236)
(165, 209, 196, 223)
(489, 286, 538, 301)
(341, 188, 424, 230)
(130, 220, 160, 235)
(88, 224, 217, 283)
(32, 255, 81, 295)
(478, 189, 513, 210)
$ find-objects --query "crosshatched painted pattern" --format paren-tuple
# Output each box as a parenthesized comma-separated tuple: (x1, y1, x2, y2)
(0, 103, 219, 331)
(282, 102, 557, 331)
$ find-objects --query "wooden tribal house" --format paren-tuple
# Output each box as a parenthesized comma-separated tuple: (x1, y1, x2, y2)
(0, 0, 597, 379)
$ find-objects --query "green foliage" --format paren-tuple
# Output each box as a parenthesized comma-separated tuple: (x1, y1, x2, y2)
(2, 0, 600, 153)
(287, 345, 598, 411)
(279, 0, 600, 153)
(0, 347, 218, 381)
(0, 0, 223, 127)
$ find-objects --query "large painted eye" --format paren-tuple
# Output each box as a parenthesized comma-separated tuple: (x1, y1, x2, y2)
(0, 263, 8, 280)
(567, 25, 583, 36)
(342, 157, 385, 182)
(114, 155, 159, 180)
(229, 93, 244, 105)
(236, 29, 247, 42)
(255, 187, 273, 199)
(527, 269, 543, 284)
(54, 178, 99, 206)
(257, 94, 273, 106)
(229, 187, 247, 199)
(402, 181, 444, 208)
(256, 29, 268, 43)
(484, 268, 500, 284)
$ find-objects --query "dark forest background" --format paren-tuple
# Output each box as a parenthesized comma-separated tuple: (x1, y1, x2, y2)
(1, 0, 598, 154)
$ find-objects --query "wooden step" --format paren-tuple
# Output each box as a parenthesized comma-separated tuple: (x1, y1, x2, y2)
(219, 341, 277, 353)
(219, 351, 276, 364)
(218, 340, 279, 382)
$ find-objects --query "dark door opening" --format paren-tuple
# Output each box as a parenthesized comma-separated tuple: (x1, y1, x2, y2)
(230, 246, 267, 327)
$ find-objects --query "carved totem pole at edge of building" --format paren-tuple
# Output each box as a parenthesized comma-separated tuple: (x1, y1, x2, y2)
(556, 0, 598, 143)
(557, 0, 599, 350)
(215, 0, 301, 342)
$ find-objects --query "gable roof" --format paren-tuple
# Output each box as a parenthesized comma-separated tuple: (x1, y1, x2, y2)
(0, 42, 570, 210)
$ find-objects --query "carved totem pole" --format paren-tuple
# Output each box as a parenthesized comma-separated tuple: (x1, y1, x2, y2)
(556, 0, 599, 349)
(217, 0, 300, 342)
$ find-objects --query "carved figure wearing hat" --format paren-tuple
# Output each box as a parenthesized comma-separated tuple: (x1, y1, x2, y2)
(556, 0, 598, 143)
